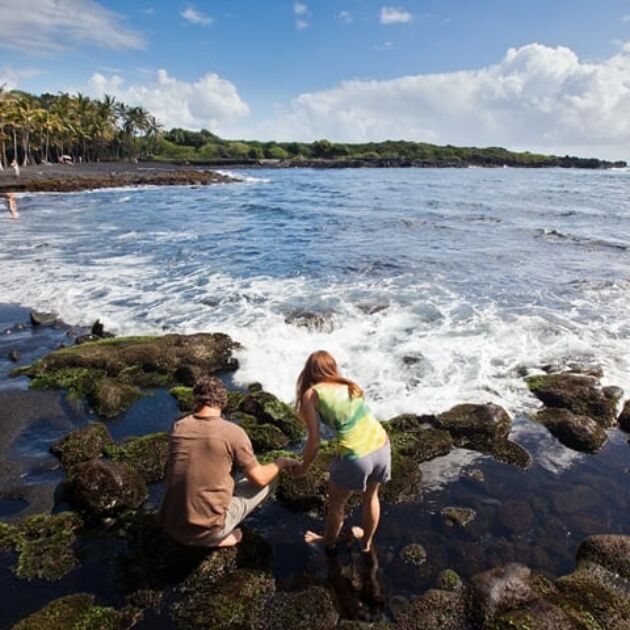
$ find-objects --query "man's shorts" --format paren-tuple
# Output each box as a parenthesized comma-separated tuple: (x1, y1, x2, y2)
(329, 440, 391, 492)
(206, 479, 271, 544)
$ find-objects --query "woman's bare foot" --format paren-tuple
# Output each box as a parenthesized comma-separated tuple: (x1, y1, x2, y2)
(351, 525, 372, 552)
(304, 530, 323, 544)
(212, 528, 243, 548)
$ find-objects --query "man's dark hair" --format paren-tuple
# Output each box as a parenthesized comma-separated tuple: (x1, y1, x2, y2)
(193, 376, 228, 410)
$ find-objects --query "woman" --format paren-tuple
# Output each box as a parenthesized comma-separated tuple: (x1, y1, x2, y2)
(291, 350, 391, 553)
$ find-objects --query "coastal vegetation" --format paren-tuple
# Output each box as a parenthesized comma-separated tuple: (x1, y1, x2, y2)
(0, 88, 625, 169)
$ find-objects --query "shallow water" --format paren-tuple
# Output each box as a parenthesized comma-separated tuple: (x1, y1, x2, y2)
(0, 168, 629, 625)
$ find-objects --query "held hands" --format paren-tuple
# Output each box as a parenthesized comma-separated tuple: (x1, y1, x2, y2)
(274, 457, 307, 477)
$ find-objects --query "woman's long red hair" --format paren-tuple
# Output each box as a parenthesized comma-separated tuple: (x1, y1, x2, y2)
(295, 350, 363, 414)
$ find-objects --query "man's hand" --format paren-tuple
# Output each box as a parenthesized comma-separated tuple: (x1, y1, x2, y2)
(285, 461, 308, 478)
(275, 457, 300, 472)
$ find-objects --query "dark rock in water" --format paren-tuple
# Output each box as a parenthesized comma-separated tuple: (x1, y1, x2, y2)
(486, 439, 532, 468)
(50, 422, 113, 468)
(469, 563, 538, 622)
(8, 349, 20, 362)
(90, 318, 114, 339)
(226, 386, 304, 442)
(386, 414, 453, 462)
(497, 500, 535, 533)
(89, 377, 141, 418)
(395, 588, 470, 630)
(576, 534, 630, 580)
(435, 569, 464, 592)
(18, 333, 239, 416)
(0, 512, 83, 582)
(436, 403, 511, 440)
(441, 507, 476, 527)
(104, 433, 169, 483)
(171, 568, 276, 629)
(619, 400, 630, 432)
(356, 301, 389, 315)
(284, 309, 335, 332)
(29, 310, 57, 327)
(526, 373, 617, 427)
(70, 458, 147, 517)
(261, 586, 340, 629)
(602, 385, 624, 403)
(536, 407, 607, 452)
(12, 593, 142, 630)
(233, 413, 290, 452)
(400, 543, 428, 567)
(494, 599, 577, 629)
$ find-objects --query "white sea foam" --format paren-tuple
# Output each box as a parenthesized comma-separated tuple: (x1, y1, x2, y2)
(216, 169, 272, 184)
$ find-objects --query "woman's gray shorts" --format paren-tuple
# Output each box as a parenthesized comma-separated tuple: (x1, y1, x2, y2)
(329, 440, 391, 492)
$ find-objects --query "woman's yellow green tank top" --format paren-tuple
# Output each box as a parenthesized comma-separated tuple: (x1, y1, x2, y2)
(312, 383, 387, 460)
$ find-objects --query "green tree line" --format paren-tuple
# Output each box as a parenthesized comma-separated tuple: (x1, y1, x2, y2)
(0, 87, 161, 168)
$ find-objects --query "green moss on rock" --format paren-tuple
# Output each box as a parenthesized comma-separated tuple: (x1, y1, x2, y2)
(31, 366, 104, 399)
(172, 569, 276, 629)
(169, 386, 194, 411)
(3, 512, 84, 581)
(105, 432, 169, 483)
(441, 507, 477, 528)
(13, 593, 142, 630)
(400, 543, 428, 567)
(50, 423, 113, 468)
(261, 586, 340, 629)
(436, 569, 464, 592)
(89, 378, 141, 418)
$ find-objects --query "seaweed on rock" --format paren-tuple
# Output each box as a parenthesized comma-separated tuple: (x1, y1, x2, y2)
(104, 433, 170, 483)
(50, 423, 113, 468)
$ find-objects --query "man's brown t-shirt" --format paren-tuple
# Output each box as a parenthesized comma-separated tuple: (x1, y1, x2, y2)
(158, 414, 258, 546)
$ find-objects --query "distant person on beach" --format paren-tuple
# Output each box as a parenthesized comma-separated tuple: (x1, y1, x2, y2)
(159, 376, 296, 548)
(290, 350, 391, 553)
(4, 193, 18, 218)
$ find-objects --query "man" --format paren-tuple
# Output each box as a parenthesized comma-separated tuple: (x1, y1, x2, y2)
(159, 376, 294, 547)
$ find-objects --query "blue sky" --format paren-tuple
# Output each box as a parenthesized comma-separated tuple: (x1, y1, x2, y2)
(2, 1, 630, 158)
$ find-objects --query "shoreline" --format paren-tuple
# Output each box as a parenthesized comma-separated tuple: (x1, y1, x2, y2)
(0, 163, 236, 194)
(0, 156, 626, 194)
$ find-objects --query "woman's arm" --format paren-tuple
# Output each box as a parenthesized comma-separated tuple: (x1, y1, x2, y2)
(292, 388, 320, 477)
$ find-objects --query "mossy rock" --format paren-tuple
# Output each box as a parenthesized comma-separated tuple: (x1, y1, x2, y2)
(536, 408, 607, 453)
(231, 412, 290, 452)
(487, 439, 533, 469)
(227, 388, 304, 442)
(276, 452, 332, 515)
(436, 569, 464, 592)
(395, 588, 470, 630)
(69, 459, 148, 517)
(387, 416, 453, 462)
(169, 385, 194, 411)
(436, 403, 512, 439)
(104, 433, 169, 483)
(261, 586, 340, 629)
(50, 423, 113, 468)
(13, 593, 142, 630)
(400, 543, 428, 567)
(493, 599, 578, 630)
(576, 534, 630, 580)
(17, 333, 239, 416)
(171, 569, 276, 629)
(526, 373, 618, 428)
(89, 378, 141, 418)
(441, 507, 476, 528)
(381, 451, 423, 503)
(3, 512, 83, 581)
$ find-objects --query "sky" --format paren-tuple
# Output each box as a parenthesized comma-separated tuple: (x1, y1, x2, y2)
(1, 0, 630, 159)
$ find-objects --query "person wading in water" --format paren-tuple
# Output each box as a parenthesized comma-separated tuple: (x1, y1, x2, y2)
(290, 350, 391, 553)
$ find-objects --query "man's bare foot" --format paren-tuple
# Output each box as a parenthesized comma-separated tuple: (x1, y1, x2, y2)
(351, 525, 372, 552)
(212, 528, 243, 548)
(304, 530, 324, 544)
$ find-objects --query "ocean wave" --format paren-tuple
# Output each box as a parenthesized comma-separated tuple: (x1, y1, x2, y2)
(216, 169, 271, 184)
(535, 228, 628, 251)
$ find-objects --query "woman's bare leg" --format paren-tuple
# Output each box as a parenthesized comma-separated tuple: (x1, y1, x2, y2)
(352, 481, 380, 552)
(305, 482, 351, 549)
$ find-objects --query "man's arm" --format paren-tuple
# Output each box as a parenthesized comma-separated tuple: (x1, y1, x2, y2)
(245, 458, 295, 487)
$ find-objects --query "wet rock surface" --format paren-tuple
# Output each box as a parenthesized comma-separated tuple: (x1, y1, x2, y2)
(15, 333, 240, 417)
(440, 507, 477, 528)
(619, 400, 630, 432)
(69, 458, 148, 517)
(104, 432, 170, 483)
(536, 407, 608, 452)
(527, 372, 619, 428)
(50, 422, 113, 468)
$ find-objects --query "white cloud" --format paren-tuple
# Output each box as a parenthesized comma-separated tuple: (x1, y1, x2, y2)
(338, 11, 353, 24)
(294, 3, 310, 30)
(380, 6, 412, 25)
(86, 69, 249, 132)
(0, 0, 144, 54)
(254, 43, 630, 160)
(181, 6, 213, 26)
(0, 66, 42, 91)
